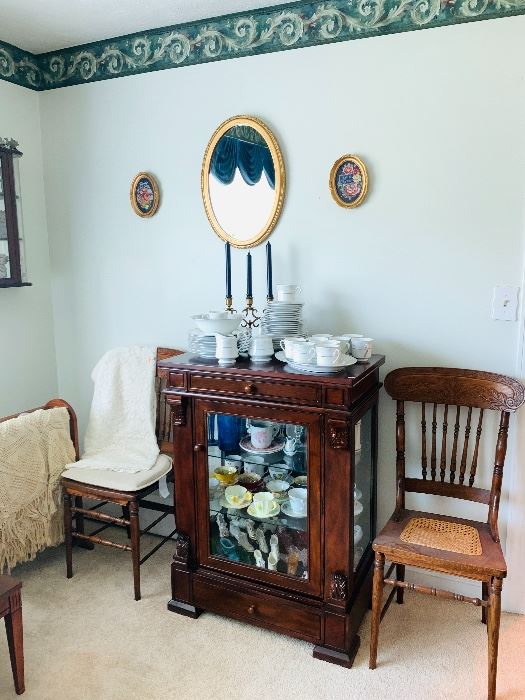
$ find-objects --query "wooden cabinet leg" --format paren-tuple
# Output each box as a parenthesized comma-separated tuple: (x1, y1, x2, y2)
(396, 564, 405, 604)
(369, 551, 385, 670)
(129, 500, 141, 601)
(482, 581, 488, 625)
(63, 490, 73, 579)
(487, 577, 502, 700)
(5, 594, 24, 695)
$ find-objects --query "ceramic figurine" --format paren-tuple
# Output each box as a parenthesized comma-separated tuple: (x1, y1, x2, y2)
(254, 549, 265, 568)
(268, 552, 278, 570)
(220, 537, 239, 561)
(270, 534, 279, 559)
(287, 547, 300, 576)
(216, 513, 229, 538)
(230, 524, 255, 552)
(246, 520, 257, 540)
(229, 516, 248, 530)
(255, 527, 269, 553)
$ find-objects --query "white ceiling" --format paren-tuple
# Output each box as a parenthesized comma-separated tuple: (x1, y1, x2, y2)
(0, 0, 288, 54)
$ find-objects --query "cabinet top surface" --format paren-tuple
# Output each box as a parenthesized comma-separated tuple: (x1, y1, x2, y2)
(159, 352, 385, 386)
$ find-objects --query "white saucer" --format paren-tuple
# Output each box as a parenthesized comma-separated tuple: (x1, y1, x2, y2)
(281, 500, 307, 518)
(250, 355, 273, 363)
(354, 524, 363, 544)
(247, 502, 280, 519)
(219, 496, 251, 510)
(275, 351, 357, 374)
(239, 436, 285, 455)
(354, 500, 363, 517)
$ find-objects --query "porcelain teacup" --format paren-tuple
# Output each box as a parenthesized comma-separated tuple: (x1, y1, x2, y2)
(243, 461, 265, 477)
(351, 337, 373, 361)
(268, 464, 290, 480)
(225, 484, 252, 507)
(249, 335, 274, 359)
(311, 334, 333, 343)
(315, 344, 341, 366)
(291, 341, 315, 365)
(280, 337, 306, 359)
(276, 284, 301, 303)
(224, 455, 242, 469)
(215, 333, 238, 364)
(288, 487, 307, 515)
(267, 479, 290, 500)
(247, 420, 279, 449)
(252, 491, 276, 516)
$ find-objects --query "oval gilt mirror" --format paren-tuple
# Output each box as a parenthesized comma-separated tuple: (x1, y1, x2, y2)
(201, 116, 285, 248)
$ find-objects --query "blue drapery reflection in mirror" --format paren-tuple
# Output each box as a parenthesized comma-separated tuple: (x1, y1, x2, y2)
(211, 126, 275, 188)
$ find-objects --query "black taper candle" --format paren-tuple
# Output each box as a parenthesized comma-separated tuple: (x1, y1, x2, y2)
(246, 252, 253, 297)
(266, 241, 273, 299)
(225, 242, 231, 298)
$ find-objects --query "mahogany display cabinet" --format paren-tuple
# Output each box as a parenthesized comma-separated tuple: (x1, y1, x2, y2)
(159, 352, 385, 667)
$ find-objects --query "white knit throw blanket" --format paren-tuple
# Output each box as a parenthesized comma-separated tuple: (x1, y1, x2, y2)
(70, 346, 160, 473)
(0, 407, 75, 573)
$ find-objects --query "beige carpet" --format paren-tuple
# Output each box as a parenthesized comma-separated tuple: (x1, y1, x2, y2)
(1, 536, 524, 700)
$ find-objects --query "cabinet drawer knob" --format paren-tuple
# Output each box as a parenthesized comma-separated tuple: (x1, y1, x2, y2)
(248, 605, 255, 615)
(194, 444, 204, 452)
(244, 383, 256, 394)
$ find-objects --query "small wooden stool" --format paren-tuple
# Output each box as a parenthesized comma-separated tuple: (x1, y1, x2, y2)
(0, 576, 24, 695)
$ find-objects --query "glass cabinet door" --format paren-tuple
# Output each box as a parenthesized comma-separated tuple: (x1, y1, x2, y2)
(195, 401, 321, 595)
(354, 407, 374, 571)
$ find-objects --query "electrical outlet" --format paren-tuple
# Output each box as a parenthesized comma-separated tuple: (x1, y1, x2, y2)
(492, 285, 519, 321)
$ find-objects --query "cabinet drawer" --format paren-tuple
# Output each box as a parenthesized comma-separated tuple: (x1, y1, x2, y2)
(193, 578, 322, 643)
(189, 373, 321, 405)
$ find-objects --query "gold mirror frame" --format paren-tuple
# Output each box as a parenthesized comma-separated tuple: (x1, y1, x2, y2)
(201, 115, 286, 249)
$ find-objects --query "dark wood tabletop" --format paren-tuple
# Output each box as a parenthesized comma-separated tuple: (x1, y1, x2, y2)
(159, 352, 385, 386)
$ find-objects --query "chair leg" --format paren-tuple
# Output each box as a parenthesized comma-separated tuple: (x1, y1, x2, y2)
(5, 599, 24, 694)
(487, 577, 503, 700)
(122, 505, 131, 539)
(482, 581, 488, 625)
(129, 500, 141, 601)
(396, 564, 405, 604)
(369, 551, 385, 670)
(63, 490, 73, 579)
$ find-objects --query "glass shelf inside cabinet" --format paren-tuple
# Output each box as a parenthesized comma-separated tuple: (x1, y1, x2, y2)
(354, 409, 373, 571)
(207, 413, 309, 579)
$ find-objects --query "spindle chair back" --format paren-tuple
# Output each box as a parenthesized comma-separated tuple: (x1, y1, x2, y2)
(369, 367, 524, 700)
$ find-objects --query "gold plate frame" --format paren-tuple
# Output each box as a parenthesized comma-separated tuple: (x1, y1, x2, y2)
(130, 172, 160, 217)
(201, 115, 286, 249)
(329, 155, 368, 209)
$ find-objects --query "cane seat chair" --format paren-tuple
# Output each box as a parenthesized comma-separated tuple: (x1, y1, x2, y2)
(369, 367, 524, 700)
(61, 347, 183, 601)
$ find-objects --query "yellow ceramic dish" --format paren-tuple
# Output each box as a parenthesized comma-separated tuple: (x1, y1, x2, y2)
(214, 466, 238, 485)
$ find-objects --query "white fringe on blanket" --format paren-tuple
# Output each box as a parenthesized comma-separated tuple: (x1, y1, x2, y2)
(0, 407, 75, 573)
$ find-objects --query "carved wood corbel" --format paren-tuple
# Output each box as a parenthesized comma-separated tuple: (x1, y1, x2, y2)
(328, 419, 350, 450)
(330, 572, 348, 600)
(168, 395, 186, 426)
(173, 532, 190, 563)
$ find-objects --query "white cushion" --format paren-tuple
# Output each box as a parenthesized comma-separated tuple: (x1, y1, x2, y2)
(62, 453, 172, 492)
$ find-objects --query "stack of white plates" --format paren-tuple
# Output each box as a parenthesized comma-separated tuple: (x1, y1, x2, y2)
(261, 301, 304, 348)
(193, 334, 216, 358)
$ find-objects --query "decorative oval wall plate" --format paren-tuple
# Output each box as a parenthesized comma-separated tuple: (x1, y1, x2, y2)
(329, 155, 368, 209)
(130, 172, 160, 217)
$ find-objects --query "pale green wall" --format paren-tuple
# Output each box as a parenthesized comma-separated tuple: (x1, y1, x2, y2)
(0, 80, 58, 415)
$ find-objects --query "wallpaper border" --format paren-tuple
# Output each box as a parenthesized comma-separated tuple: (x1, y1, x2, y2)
(1, 0, 525, 91)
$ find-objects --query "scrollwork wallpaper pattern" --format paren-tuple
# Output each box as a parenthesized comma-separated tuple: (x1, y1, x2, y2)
(1, 0, 524, 91)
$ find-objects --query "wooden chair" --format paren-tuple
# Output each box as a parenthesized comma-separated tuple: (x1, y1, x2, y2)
(1, 575, 24, 695)
(61, 347, 182, 601)
(369, 367, 524, 700)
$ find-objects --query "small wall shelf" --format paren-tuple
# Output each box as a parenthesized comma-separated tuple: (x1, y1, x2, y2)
(0, 138, 28, 288)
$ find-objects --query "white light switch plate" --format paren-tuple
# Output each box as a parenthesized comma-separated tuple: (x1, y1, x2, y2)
(492, 285, 519, 321)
